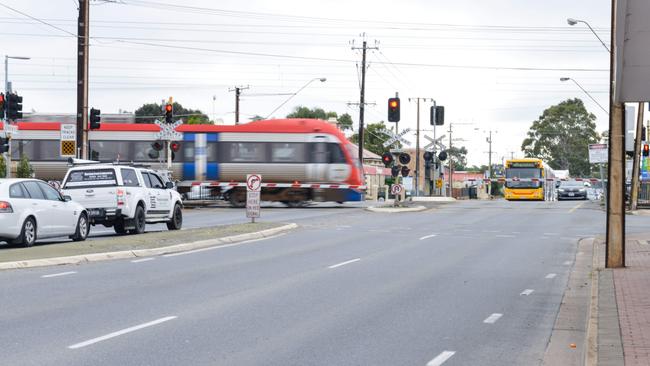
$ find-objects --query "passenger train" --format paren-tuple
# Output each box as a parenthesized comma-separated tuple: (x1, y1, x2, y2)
(2, 119, 365, 206)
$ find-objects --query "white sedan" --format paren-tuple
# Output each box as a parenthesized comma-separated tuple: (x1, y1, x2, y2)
(0, 179, 89, 247)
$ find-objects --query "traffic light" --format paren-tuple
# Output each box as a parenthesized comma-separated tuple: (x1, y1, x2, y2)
(431, 105, 444, 126)
(388, 97, 400, 122)
(643, 143, 649, 157)
(423, 151, 433, 162)
(0, 137, 8, 153)
(643, 126, 647, 142)
(151, 141, 164, 151)
(5, 93, 23, 120)
(170, 141, 181, 153)
(398, 152, 411, 165)
(438, 150, 448, 161)
(0, 93, 4, 117)
(89, 108, 101, 130)
(391, 165, 400, 178)
(381, 152, 394, 167)
(164, 103, 173, 123)
(401, 165, 410, 177)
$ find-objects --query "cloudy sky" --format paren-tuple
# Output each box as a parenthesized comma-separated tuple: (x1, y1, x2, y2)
(1, 0, 612, 166)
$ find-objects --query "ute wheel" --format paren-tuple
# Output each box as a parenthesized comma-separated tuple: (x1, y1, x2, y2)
(128, 205, 146, 235)
(166, 203, 183, 231)
(114, 220, 127, 235)
(71, 213, 89, 241)
(12, 217, 37, 248)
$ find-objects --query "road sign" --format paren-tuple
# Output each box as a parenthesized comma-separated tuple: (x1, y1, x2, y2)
(589, 143, 608, 164)
(424, 134, 446, 151)
(60, 124, 77, 157)
(154, 119, 183, 141)
(390, 184, 403, 195)
(381, 128, 412, 148)
(246, 174, 262, 220)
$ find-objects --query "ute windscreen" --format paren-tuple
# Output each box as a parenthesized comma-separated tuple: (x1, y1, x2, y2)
(64, 169, 118, 188)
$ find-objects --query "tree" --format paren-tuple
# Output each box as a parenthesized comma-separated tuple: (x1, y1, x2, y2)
(16, 155, 33, 178)
(286, 106, 353, 131)
(447, 146, 468, 171)
(134, 102, 211, 124)
(349, 121, 394, 156)
(521, 98, 599, 176)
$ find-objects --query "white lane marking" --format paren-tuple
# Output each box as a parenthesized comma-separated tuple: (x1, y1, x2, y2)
(426, 351, 456, 366)
(163, 234, 283, 258)
(563, 260, 573, 265)
(482, 230, 501, 233)
(131, 258, 155, 263)
(520, 289, 535, 296)
(511, 231, 521, 234)
(483, 313, 503, 324)
(495, 234, 515, 238)
(419, 234, 438, 240)
(545, 273, 557, 279)
(68, 316, 177, 349)
(543, 232, 559, 236)
(328, 258, 361, 269)
(41, 271, 77, 278)
(458, 229, 472, 232)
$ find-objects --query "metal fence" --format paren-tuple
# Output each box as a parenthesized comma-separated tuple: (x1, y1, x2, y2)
(639, 181, 650, 206)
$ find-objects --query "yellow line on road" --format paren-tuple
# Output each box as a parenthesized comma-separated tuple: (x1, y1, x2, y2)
(568, 202, 585, 213)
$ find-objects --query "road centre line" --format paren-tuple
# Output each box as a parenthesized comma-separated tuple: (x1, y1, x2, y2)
(328, 258, 361, 269)
(426, 351, 456, 366)
(483, 313, 503, 324)
(163, 234, 283, 258)
(41, 271, 77, 278)
(568, 202, 585, 213)
(545, 273, 557, 279)
(68, 316, 177, 349)
(131, 258, 155, 263)
(419, 234, 438, 240)
(520, 289, 535, 296)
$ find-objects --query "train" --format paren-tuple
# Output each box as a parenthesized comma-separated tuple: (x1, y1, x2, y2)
(2, 118, 365, 206)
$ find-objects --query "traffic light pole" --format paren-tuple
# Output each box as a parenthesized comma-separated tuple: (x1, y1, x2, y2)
(4, 57, 10, 178)
(630, 102, 644, 210)
(76, 0, 89, 159)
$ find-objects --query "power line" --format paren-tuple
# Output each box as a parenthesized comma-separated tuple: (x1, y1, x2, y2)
(0, 3, 77, 37)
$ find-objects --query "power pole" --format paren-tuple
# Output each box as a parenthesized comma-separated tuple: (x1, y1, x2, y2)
(229, 85, 249, 125)
(408, 97, 435, 196)
(448, 123, 453, 198)
(77, 0, 89, 159)
(630, 102, 644, 210)
(487, 131, 493, 196)
(351, 35, 378, 164)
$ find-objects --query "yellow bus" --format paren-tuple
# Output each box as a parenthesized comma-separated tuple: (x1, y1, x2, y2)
(504, 158, 555, 201)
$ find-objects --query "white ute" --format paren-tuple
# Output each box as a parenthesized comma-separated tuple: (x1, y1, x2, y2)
(61, 163, 183, 234)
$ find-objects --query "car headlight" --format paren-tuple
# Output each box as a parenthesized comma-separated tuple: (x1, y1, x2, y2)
(579, 188, 586, 192)
(558, 189, 565, 192)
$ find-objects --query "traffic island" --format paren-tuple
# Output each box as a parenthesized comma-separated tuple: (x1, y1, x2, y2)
(0, 222, 297, 270)
(366, 204, 428, 213)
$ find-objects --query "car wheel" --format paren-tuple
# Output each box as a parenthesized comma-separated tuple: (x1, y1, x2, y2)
(12, 217, 36, 248)
(71, 213, 89, 242)
(166, 203, 183, 231)
(128, 205, 146, 235)
(114, 220, 127, 235)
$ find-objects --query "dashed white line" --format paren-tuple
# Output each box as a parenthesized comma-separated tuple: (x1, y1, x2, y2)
(131, 258, 155, 263)
(495, 234, 515, 238)
(563, 260, 573, 265)
(482, 230, 501, 233)
(419, 234, 438, 240)
(41, 271, 77, 278)
(68, 316, 177, 349)
(520, 289, 535, 296)
(328, 258, 361, 269)
(545, 273, 557, 279)
(426, 351, 456, 366)
(483, 313, 503, 324)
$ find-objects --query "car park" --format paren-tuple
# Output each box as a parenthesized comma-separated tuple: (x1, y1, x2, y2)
(61, 163, 184, 235)
(0, 178, 89, 247)
(556, 180, 588, 200)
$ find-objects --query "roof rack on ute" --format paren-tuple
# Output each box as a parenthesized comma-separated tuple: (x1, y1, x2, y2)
(67, 158, 150, 168)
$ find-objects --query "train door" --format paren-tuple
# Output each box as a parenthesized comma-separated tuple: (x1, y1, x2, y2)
(307, 136, 329, 182)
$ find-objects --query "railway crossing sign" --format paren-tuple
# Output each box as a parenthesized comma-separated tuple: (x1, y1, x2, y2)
(60, 124, 77, 158)
(154, 119, 183, 141)
(424, 134, 446, 151)
(246, 174, 262, 221)
(381, 128, 412, 148)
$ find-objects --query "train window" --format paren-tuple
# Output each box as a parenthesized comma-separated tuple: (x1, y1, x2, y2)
(328, 144, 347, 164)
(223, 142, 266, 163)
(11, 140, 65, 161)
(311, 142, 329, 164)
(183, 142, 195, 162)
(271, 143, 307, 163)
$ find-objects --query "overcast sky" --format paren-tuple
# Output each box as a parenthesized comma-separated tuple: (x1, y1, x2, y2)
(0, 0, 612, 166)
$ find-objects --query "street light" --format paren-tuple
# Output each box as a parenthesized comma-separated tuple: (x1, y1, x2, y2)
(566, 18, 610, 53)
(5, 55, 30, 94)
(265, 77, 326, 119)
(560, 77, 609, 114)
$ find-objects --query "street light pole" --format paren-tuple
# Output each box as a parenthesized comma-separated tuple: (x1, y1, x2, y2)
(559, 77, 609, 115)
(265, 78, 326, 119)
(567, 18, 610, 53)
(4, 55, 30, 178)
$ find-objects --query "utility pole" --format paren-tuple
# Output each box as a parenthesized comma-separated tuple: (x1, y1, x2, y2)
(77, 0, 89, 159)
(351, 35, 378, 164)
(448, 123, 453, 198)
(487, 130, 493, 197)
(408, 97, 435, 196)
(229, 85, 249, 125)
(630, 102, 644, 210)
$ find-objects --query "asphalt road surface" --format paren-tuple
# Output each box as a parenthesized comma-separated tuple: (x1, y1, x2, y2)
(1, 199, 646, 365)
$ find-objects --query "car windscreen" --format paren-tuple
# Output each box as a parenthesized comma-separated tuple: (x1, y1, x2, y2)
(64, 169, 118, 188)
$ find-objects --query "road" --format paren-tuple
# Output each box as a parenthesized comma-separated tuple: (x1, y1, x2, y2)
(1, 199, 645, 365)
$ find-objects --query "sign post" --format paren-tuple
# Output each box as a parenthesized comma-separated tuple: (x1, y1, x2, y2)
(589, 143, 608, 203)
(60, 124, 77, 158)
(246, 174, 262, 223)
(390, 183, 403, 207)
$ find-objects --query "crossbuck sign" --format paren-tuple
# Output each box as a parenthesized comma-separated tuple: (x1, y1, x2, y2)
(424, 134, 446, 152)
(154, 119, 183, 141)
(381, 128, 412, 148)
